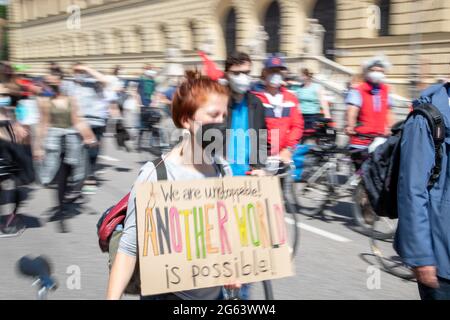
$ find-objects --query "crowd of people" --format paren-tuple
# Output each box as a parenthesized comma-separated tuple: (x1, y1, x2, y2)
(1, 50, 449, 300)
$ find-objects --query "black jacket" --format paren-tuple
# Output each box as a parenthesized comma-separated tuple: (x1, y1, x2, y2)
(0, 121, 35, 185)
(226, 92, 268, 169)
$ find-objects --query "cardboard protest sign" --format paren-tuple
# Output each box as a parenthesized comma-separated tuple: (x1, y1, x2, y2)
(135, 176, 294, 296)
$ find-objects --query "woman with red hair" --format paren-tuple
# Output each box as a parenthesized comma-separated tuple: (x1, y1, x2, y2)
(107, 71, 236, 300)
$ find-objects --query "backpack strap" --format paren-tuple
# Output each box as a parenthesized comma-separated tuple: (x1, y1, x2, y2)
(152, 157, 168, 180)
(216, 163, 226, 177)
(408, 103, 445, 187)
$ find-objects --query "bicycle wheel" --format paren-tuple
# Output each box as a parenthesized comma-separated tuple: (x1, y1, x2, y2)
(262, 280, 274, 300)
(370, 221, 415, 281)
(281, 175, 300, 259)
(291, 175, 331, 217)
(352, 182, 395, 240)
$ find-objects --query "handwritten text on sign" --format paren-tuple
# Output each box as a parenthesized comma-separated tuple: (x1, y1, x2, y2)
(136, 176, 294, 296)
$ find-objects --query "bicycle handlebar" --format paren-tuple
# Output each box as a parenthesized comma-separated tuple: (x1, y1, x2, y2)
(351, 133, 388, 139)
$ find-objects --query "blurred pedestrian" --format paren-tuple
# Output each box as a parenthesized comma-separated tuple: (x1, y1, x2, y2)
(67, 63, 115, 194)
(107, 70, 233, 300)
(293, 68, 331, 130)
(137, 64, 156, 107)
(345, 56, 395, 169)
(224, 51, 267, 178)
(252, 55, 304, 163)
(34, 72, 97, 232)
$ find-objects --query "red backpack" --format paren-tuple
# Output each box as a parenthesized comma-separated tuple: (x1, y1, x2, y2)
(97, 192, 130, 253)
(96, 158, 167, 295)
(96, 157, 167, 253)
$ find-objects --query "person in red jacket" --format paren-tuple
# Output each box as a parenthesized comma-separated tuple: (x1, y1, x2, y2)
(252, 55, 304, 163)
(345, 56, 395, 169)
(345, 56, 395, 146)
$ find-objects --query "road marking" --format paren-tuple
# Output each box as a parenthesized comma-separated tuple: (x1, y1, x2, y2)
(285, 217, 352, 243)
(98, 155, 120, 162)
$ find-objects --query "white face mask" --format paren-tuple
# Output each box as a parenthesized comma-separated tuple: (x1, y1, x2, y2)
(229, 73, 251, 94)
(267, 73, 283, 88)
(367, 71, 385, 84)
(0, 96, 11, 108)
(145, 70, 157, 77)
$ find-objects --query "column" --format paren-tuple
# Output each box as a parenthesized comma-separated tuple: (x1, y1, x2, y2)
(86, 31, 97, 55)
(121, 26, 137, 53)
(102, 30, 116, 55)
(140, 24, 155, 52)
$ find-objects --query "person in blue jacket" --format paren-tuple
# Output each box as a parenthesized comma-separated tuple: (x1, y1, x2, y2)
(395, 81, 450, 300)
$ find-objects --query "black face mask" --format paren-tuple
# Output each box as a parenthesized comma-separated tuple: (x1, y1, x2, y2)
(195, 122, 227, 152)
(49, 84, 60, 96)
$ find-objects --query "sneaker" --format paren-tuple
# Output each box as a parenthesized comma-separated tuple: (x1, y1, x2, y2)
(64, 191, 83, 204)
(82, 185, 97, 195)
(85, 175, 97, 184)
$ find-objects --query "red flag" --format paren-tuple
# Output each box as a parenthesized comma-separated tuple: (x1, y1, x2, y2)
(198, 51, 224, 81)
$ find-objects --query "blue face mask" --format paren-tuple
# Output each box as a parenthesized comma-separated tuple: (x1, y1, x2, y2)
(0, 96, 12, 108)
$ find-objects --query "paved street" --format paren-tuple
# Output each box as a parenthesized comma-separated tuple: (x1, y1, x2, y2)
(0, 137, 419, 300)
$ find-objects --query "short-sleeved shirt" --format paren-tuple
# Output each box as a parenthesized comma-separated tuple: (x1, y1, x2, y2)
(294, 83, 321, 115)
(64, 81, 113, 127)
(119, 157, 232, 300)
(345, 88, 393, 111)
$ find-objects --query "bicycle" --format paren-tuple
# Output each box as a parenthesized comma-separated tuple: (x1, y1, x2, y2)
(296, 132, 413, 279)
(292, 142, 356, 216)
(349, 134, 414, 280)
(223, 157, 299, 300)
(368, 219, 415, 281)
(292, 131, 396, 240)
(16, 255, 57, 300)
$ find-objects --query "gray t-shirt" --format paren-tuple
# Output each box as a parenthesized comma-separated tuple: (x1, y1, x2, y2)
(62, 80, 113, 127)
(119, 156, 231, 300)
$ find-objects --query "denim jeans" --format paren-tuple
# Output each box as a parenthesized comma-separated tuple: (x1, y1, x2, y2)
(87, 125, 105, 178)
(418, 277, 450, 300)
(238, 283, 251, 300)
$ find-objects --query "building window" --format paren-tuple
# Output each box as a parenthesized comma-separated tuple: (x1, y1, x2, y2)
(189, 21, 198, 51)
(58, 38, 64, 57)
(134, 26, 143, 53)
(159, 24, 168, 52)
(224, 8, 236, 56)
(264, 1, 281, 54)
(312, 0, 336, 60)
(95, 32, 104, 55)
(379, 0, 390, 36)
(113, 29, 123, 54)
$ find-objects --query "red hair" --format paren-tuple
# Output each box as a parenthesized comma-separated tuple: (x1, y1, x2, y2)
(171, 70, 229, 128)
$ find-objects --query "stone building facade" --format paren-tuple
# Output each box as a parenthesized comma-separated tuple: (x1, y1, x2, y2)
(6, 0, 450, 98)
